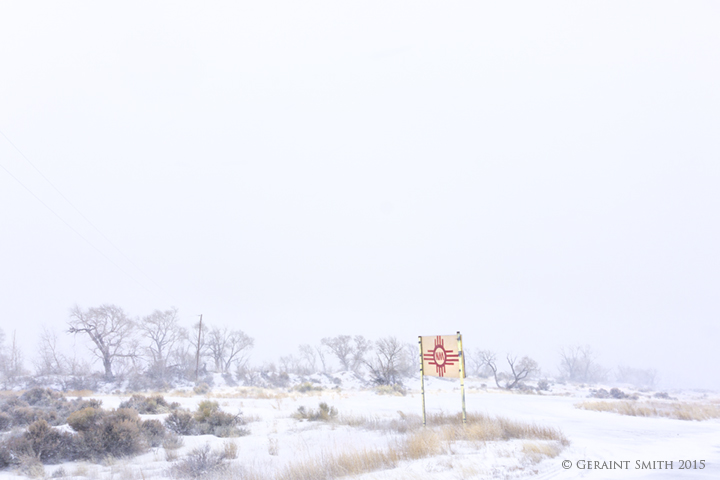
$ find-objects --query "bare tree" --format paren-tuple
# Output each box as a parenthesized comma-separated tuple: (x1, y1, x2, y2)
(139, 307, 185, 379)
(35, 326, 67, 375)
(0, 330, 25, 384)
(558, 345, 607, 384)
(279, 354, 301, 374)
(479, 350, 500, 386)
(206, 326, 227, 372)
(321, 335, 353, 371)
(479, 351, 538, 389)
(315, 345, 328, 373)
(206, 326, 254, 373)
(321, 335, 371, 373)
(67, 304, 137, 380)
(298, 344, 317, 374)
(464, 348, 496, 378)
(223, 329, 253, 372)
(351, 335, 371, 373)
(365, 337, 412, 385)
(504, 355, 538, 389)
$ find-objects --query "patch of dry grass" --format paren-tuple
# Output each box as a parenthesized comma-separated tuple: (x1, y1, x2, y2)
(273, 412, 567, 479)
(521, 441, 562, 464)
(577, 401, 720, 421)
(337, 411, 422, 433)
(211, 388, 290, 399)
(426, 412, 568, 446)
(275, 447, 400, 480)
(337, 410, 568, 446)
(65, 389, 95, 398)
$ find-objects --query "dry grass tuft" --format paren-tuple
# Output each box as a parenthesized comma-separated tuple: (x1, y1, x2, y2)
(521, 441, 562, 464)
(425, 412, 568, 446)
(337, 411, 422, 433)
(577, 401, 720, 421)
(65, 390, 95, 398)
(395, 429, 442, 459)
(337, 410, 567, 446)
(211, 388, 289, 400)
(276, 447, 399, 480)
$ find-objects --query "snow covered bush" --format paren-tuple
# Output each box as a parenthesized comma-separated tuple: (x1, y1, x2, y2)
(119, 394, 179, 414)
(165, 410, 196, 435)
(164, 402, 247, 438)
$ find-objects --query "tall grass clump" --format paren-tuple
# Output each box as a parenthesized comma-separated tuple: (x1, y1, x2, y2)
(577, 401, 720, 421)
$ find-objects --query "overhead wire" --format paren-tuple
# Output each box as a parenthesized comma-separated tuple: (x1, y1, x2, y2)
(0, 129, 164, 295)
(0, 128, 167, 294)
(0, 130, 167, 294)
(0, 159, 152, 292)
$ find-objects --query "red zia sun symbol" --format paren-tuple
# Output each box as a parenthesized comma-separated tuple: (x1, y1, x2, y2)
(423, 336, 460, 377)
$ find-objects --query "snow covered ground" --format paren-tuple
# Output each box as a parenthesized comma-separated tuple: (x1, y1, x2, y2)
(1, 377, 718, 480)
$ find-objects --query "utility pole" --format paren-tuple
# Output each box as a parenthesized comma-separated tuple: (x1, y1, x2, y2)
(195, 314, 203, 380)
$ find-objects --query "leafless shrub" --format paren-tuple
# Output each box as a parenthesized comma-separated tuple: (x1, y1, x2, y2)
(171, 444, 228, 479)
(165, 411, 196, 435)
(119, 394, 178, 414)
(293, 402, 338, 422)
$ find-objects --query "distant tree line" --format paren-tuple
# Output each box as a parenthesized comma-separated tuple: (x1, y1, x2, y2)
(0, 306, 658, 390)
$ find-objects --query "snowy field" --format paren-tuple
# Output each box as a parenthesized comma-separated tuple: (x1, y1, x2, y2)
(1, 376, 718, 480)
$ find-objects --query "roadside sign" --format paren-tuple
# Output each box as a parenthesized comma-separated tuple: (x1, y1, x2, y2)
(418, 331, 466, 425)
(420, 335, 462, 378)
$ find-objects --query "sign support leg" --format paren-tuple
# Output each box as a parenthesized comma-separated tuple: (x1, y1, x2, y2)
(457, 331, 466, 425)
(419, 336, 426, 427)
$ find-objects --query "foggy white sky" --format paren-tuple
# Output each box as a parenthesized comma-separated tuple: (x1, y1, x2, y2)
(1, 2, 719, 389)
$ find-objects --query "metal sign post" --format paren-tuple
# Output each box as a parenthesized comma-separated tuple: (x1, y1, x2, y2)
(457, 331, 466, 424)
(418, 336, 426, 427)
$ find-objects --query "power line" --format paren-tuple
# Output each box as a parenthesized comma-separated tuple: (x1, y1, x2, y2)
(0, 128, 169, 295)
(0, 144, 151, 293)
